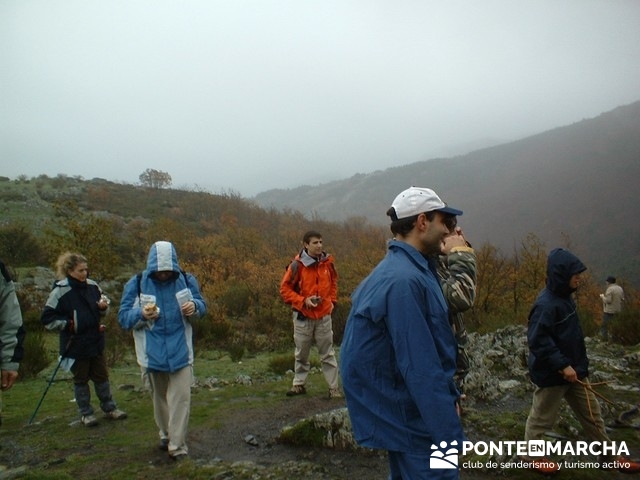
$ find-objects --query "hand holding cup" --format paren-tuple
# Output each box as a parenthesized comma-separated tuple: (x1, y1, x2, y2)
(142, 303, 160, 321)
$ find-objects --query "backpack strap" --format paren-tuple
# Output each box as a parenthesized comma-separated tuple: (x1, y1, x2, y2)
(136, 272, 143, 297)
(286, 259, 301, 293)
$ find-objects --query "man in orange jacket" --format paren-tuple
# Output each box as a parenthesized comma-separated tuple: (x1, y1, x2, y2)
(280, 230, 341, 398)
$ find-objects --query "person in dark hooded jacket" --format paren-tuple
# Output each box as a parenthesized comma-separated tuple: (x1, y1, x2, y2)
(523, 248, 640, 474)
(526, 248, 589, 392)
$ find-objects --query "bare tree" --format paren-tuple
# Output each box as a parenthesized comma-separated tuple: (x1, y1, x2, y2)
(139, 168, 172, 189)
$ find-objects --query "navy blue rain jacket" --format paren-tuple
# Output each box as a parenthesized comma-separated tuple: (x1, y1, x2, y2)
(340, 240, 464, 452)
(41, 276, 106, 359)
(527, 248, 588, 387)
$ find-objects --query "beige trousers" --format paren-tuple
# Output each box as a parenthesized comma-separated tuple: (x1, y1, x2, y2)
(292, 313, 339, 389)
(525, 379, 609, 443)
(148, 365, 193, 457)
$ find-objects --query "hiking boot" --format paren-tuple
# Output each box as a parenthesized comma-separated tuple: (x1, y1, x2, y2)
(159, 438, 169, 451)
(286, 385, 306, 396)
(104, 408, 127, 420)
(328, 387, 343, 399)
(81, 414, 98, 427)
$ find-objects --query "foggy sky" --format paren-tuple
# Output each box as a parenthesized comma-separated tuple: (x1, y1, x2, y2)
(2, 1, 640, 197)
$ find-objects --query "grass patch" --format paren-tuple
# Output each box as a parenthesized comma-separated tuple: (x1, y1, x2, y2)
(278, 418, 326, 447)
(0, 346, 306, 479)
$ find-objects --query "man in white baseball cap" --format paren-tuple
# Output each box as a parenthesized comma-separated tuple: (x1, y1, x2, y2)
(388, 186, 463, 221)
(341, 186, 465, 480)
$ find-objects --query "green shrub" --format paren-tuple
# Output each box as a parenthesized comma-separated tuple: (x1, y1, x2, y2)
(267, 352, 322, 375)
(268, 353, 293, 375)
(468, 309, 527, 334)
(219, 282, 251, 317)
(18, 311, 51, 379)
(226, 343, 245, 363)
(102, 311, 134, 368)
(577, 308, 600, 338)
(278, 418, 326, 447)
(193, 314, 233, 349)
(609, 309, 640, 345)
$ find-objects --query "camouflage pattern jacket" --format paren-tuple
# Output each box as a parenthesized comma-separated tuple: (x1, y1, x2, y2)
(436, 245, 476, 390)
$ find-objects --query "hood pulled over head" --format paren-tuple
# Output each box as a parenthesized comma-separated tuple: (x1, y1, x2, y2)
(546, 248, 586, 297)
(146, 241, 180, 274)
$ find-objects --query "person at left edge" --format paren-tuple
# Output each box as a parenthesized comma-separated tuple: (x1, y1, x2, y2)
(0, 260, 26, 426)
(41, 252, 127, 427)
(118, 241, 206, 461)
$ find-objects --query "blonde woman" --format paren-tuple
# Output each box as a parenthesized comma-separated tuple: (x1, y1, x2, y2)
(41, 252, 126, 426)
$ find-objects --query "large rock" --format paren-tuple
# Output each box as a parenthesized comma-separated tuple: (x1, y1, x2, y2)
(281, 324, 640, 450)
(279, 407, 360, 450)
(464, 324, 531, 401)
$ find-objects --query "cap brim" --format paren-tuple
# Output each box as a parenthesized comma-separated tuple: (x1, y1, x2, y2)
(437, 206, 463, 216)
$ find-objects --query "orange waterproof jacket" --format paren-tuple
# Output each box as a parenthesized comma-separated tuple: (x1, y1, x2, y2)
(280, 251, 338, 320)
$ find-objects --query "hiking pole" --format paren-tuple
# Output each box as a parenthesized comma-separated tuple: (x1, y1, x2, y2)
(28, 336, 74, 425)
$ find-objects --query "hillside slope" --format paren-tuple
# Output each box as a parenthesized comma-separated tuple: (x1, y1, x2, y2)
(255, 101, 640, 283)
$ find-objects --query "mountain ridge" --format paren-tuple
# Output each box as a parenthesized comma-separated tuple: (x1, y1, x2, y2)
(254, 100, 640, 284)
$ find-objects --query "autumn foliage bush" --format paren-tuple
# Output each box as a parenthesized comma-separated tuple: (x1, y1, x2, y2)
(608, 291, 640, 345)
(3, 175, 640, 374)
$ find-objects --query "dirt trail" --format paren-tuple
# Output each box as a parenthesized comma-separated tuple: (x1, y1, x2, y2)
(188, 394, 494, 479)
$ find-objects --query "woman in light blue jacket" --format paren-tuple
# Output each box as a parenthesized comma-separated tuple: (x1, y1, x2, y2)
(118, 241, 206, 461)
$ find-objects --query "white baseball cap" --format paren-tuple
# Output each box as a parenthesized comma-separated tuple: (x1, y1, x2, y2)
(389, 186, 463, 220)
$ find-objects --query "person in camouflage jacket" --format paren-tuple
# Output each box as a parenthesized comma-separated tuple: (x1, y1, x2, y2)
(435, 223, 476, 394)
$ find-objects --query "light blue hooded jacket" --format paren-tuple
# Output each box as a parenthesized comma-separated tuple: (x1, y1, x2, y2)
(118, 241, 206, 373)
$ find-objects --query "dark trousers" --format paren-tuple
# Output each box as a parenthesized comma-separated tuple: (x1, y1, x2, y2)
(599, 312, 615, 341)
(70, 354, 116, 416)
